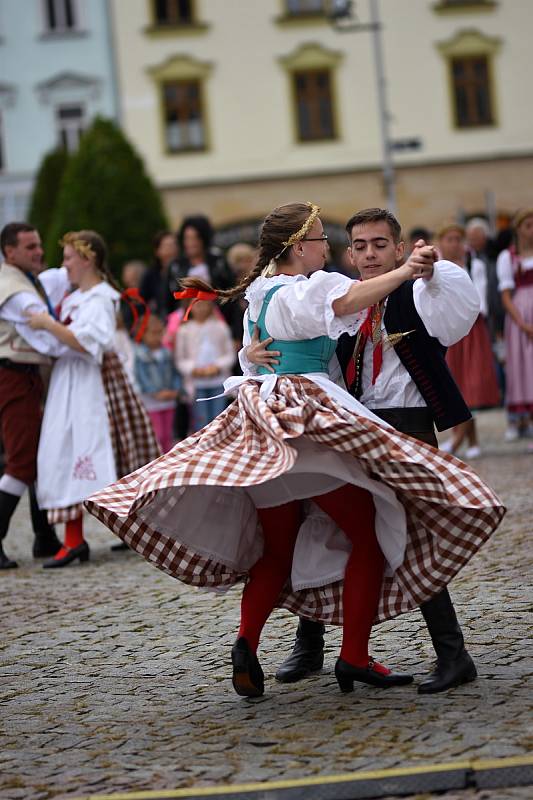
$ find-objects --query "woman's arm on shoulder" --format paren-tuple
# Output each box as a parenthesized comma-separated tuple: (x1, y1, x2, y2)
(266, 272, 363, 341)
(332, 247, 435, 318)
(267, 260, 421, 341)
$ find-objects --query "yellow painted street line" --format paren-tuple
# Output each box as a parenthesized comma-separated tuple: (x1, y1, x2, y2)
(471, 755, 533, 770)
(77, 753, 533, 800)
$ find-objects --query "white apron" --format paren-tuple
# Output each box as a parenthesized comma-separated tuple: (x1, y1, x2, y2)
(37, 282, 120, 511)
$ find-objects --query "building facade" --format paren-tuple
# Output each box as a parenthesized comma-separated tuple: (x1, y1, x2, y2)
(109, 0, 533, 237)
(0, 0, 119, 226)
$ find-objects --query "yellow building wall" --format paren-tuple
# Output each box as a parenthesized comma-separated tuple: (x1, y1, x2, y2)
(110, 0, 533, 227)
(161, 155, 533, 236)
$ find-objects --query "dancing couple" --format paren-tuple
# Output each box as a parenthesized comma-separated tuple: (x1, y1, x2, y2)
(86, 203, 504, 697)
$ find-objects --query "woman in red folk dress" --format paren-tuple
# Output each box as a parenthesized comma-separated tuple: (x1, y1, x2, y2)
(85, 203, 504, 699)
(439, 222, 500, 458)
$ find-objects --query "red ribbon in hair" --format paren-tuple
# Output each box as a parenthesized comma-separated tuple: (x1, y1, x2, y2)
(121, 288, 151, 343)
(174, 287, 218, 321)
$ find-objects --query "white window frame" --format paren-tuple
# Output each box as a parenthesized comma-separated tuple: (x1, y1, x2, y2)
(42, 0, 80, 34)
(55, 103, 86, 152)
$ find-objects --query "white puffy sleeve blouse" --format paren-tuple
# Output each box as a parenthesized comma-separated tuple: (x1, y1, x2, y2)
(246, 271, 365, 340)
(412, 259, 480, 346)
(62, 284, 119, 364)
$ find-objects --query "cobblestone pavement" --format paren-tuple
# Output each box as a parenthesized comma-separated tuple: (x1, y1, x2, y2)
(1, 410, 532, 800)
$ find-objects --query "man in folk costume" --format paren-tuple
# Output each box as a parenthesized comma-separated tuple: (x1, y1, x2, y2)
(0, 223, 61, 568)
(246, 207, 482, 694)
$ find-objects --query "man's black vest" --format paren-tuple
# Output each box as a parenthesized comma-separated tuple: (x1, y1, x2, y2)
(336, 280, 471, 431)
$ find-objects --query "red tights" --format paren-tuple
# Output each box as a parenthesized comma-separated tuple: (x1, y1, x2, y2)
(238, 501, 302, 654)
(238, 484, 384, 666)
(53, 516, 84, 561)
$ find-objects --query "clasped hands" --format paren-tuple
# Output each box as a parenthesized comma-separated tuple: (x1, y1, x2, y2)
(404, 239, 437, 280)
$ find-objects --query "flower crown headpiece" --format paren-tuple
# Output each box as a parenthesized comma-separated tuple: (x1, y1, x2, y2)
(59, 232, 95, 262)
(280, 202, 321, 252)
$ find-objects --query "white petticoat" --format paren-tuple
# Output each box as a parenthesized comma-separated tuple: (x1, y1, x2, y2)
(137, 371, 405, 593)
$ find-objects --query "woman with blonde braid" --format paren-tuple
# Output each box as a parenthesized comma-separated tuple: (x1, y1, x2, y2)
(85, 204, 504, 698)
(27, 231, 159, 567)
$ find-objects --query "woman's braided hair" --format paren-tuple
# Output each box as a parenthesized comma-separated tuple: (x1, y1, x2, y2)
(180, 202, 315, 302)
(60, 230, 121, 292)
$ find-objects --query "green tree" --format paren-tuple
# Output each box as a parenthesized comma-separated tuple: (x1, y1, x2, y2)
(27, 147, 70, 249)
(46, 117, 168, 275)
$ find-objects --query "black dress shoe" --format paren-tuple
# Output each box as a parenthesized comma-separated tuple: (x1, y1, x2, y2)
(33, 530, 62, 558)
(0, 542, 18, 570)
(418, 650, 477, 694)
(0, 491, 21, 568)
(29, 485, 60, 557)
(43, 542, 90, 569)
(275, 618, 325, 683)
(335, 657, 414, 692)
(231, 637, 264, 697)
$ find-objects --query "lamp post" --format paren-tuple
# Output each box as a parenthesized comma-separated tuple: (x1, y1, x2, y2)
(328, 0, 397, 214)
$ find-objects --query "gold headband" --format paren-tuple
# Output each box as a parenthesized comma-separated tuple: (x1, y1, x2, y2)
(59, 233, 95, 262)
(280, 202, 321, 251)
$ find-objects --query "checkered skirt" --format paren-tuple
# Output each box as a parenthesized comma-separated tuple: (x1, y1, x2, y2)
(101, 351, 161, 477)
(85, 376, 504, 624)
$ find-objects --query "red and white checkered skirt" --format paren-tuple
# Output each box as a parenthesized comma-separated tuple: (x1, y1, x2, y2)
(101, 351, 161, 478)
(85, 376, 504, 624)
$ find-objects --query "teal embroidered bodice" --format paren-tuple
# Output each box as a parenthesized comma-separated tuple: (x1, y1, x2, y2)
(248, 284, 336, 375)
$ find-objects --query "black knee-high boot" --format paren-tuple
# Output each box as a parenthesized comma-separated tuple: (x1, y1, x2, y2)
(0, 490, 20, 569)
(28, 485, 61, 558)
(418, 587, 477, 694)
(275, 617, 325, 683)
